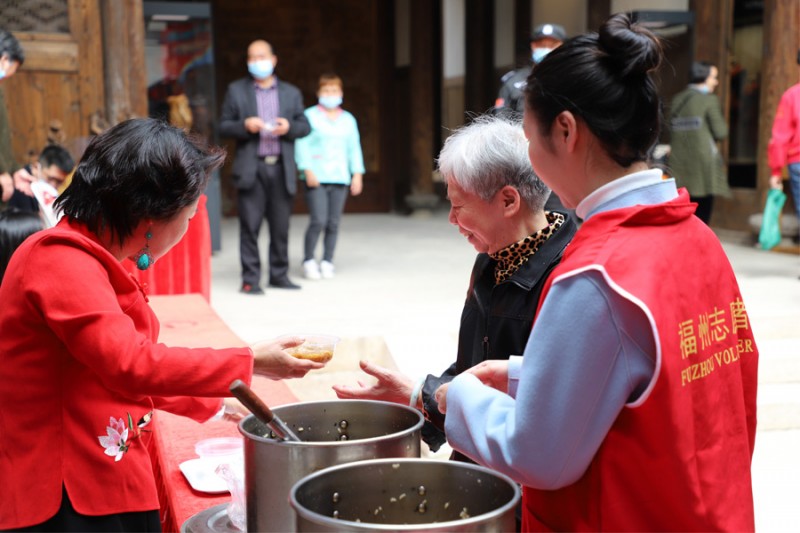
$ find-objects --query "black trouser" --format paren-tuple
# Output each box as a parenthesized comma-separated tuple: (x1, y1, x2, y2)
(238, 159, 294, 285)
(11, 486, 160, 532)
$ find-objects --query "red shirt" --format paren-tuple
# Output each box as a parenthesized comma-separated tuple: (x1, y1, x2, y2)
(768, 82, 800, 175)
(524, 191, 758, 531)
(0, 218, 253, 529)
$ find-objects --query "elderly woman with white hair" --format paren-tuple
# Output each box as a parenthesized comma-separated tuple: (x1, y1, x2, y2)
(333, 114, 577, 459)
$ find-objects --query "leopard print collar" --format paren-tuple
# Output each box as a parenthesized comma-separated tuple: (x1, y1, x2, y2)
(489, 212, 565, 285)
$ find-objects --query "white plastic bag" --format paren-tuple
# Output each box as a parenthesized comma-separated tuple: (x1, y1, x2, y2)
(215, 458, 246, 531)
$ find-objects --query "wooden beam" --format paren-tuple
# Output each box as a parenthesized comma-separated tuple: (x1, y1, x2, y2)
(409, 0, 437, 196)
(464, 0, 494, 115)
(587, 0, 610, 32)
(70, 0, 105, 137)
(758, 0, 800, 195)
(100, 0, 147, 124)
(691, 0, 733, 160)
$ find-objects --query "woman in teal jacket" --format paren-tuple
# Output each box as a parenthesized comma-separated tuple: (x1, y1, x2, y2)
(295, 74, 365, 280)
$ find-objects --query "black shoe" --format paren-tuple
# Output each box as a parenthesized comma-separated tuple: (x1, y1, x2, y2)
(268, 278, 301, 290)
(240, 283, 265, 295)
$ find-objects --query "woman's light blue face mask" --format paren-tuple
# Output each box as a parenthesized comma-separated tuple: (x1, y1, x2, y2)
(319, 95, 342, 109)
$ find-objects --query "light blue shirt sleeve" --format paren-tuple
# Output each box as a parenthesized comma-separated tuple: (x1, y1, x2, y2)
(346, 114, 365, 175)
(444, 270, 656, 489)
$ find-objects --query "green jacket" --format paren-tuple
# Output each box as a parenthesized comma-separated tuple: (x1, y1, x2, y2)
(668, 87, 729, 197)
(0, 87, 18, 210)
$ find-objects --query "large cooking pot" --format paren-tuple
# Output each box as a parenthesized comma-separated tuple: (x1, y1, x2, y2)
(289, 458, 520, 532)
(239, 400, 423, 532)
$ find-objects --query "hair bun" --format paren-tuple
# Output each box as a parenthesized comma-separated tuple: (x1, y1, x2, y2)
(598, 13, 662, 78)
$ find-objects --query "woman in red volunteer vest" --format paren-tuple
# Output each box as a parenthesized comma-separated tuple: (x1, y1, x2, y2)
(436, 13, 758, 532)
(0, 118, 326, 532)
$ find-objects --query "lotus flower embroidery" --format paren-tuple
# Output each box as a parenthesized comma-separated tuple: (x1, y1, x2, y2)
(98, 412, 152, 461)
(98, 417, 130, 461)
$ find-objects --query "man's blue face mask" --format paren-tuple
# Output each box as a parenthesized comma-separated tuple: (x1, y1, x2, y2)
(248, 59, 274, 80)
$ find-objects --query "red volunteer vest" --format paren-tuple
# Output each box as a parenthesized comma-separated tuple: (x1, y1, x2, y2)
(523, 190, 758, 531)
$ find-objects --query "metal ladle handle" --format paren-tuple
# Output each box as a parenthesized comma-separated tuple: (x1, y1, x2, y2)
(229, 379, 301, 442)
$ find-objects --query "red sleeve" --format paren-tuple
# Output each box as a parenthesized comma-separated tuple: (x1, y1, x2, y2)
(768, 89, 796, 175)
(24, 237, 254, 400)
(153, 396, 223, 422)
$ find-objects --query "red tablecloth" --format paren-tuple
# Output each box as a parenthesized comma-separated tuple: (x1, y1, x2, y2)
(148, 295, 298, 532)
(125, 194, 212, 302)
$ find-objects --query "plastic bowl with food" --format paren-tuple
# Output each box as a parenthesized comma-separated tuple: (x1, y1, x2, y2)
(284, 334, 340, 363)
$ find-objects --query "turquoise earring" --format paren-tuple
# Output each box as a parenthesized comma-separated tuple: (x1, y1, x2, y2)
(135, 229, 154, 271)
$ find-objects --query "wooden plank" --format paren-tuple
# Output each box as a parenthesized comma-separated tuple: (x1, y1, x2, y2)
(14, 39, 78, 73)
(5, 71, 79, 159)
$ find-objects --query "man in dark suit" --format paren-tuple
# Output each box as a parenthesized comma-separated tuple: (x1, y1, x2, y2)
(220, 39, 310, 294)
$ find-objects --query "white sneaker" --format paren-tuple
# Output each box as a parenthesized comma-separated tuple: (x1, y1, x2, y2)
(320, 260, 335, 279)
(303, 259, 321, 280)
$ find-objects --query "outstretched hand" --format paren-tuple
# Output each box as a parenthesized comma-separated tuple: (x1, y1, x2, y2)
(220, 398, 248, 422)
(331, 360, 414, 405)
(251, 336, 325, 380)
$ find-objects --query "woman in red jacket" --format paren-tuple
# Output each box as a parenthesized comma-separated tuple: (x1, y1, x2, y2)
(0, 118, 326, 532)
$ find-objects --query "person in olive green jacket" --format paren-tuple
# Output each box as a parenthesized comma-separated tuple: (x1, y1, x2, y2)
(668, 61, 729, 224)
(0, 29, 25, 210)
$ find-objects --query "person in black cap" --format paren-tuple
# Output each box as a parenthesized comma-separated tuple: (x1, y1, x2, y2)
(494, 23, 567, 116)
(495, 23, 575, 219)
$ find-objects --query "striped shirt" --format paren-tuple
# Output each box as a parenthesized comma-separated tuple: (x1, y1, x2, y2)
(254, 80, 280, 157)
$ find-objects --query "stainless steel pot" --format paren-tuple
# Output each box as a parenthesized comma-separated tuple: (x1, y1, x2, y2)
(289, 458, 520, 532)
(238, 400, 423, 532)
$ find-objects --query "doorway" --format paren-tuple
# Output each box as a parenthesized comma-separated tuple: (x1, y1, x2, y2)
(143, 0, 223, 250)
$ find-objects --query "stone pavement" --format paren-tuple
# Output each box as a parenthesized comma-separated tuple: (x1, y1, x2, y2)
(207, 211, 800, 531)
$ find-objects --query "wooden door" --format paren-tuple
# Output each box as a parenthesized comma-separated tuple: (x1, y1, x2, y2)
(2, 0, 105, 164)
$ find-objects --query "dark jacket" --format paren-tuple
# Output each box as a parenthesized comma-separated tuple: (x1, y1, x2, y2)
(420, 212, 578, 458)
(494, 66, 531, 116)
(219, 77, 311, 194)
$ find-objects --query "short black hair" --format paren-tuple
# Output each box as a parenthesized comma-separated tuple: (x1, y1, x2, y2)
(54, 118, 225, 245)
(0, 28, 24, 65)
(39, 145, 75, 174)
(689, 61, 713, 84)
(0, 208, 43, 283)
